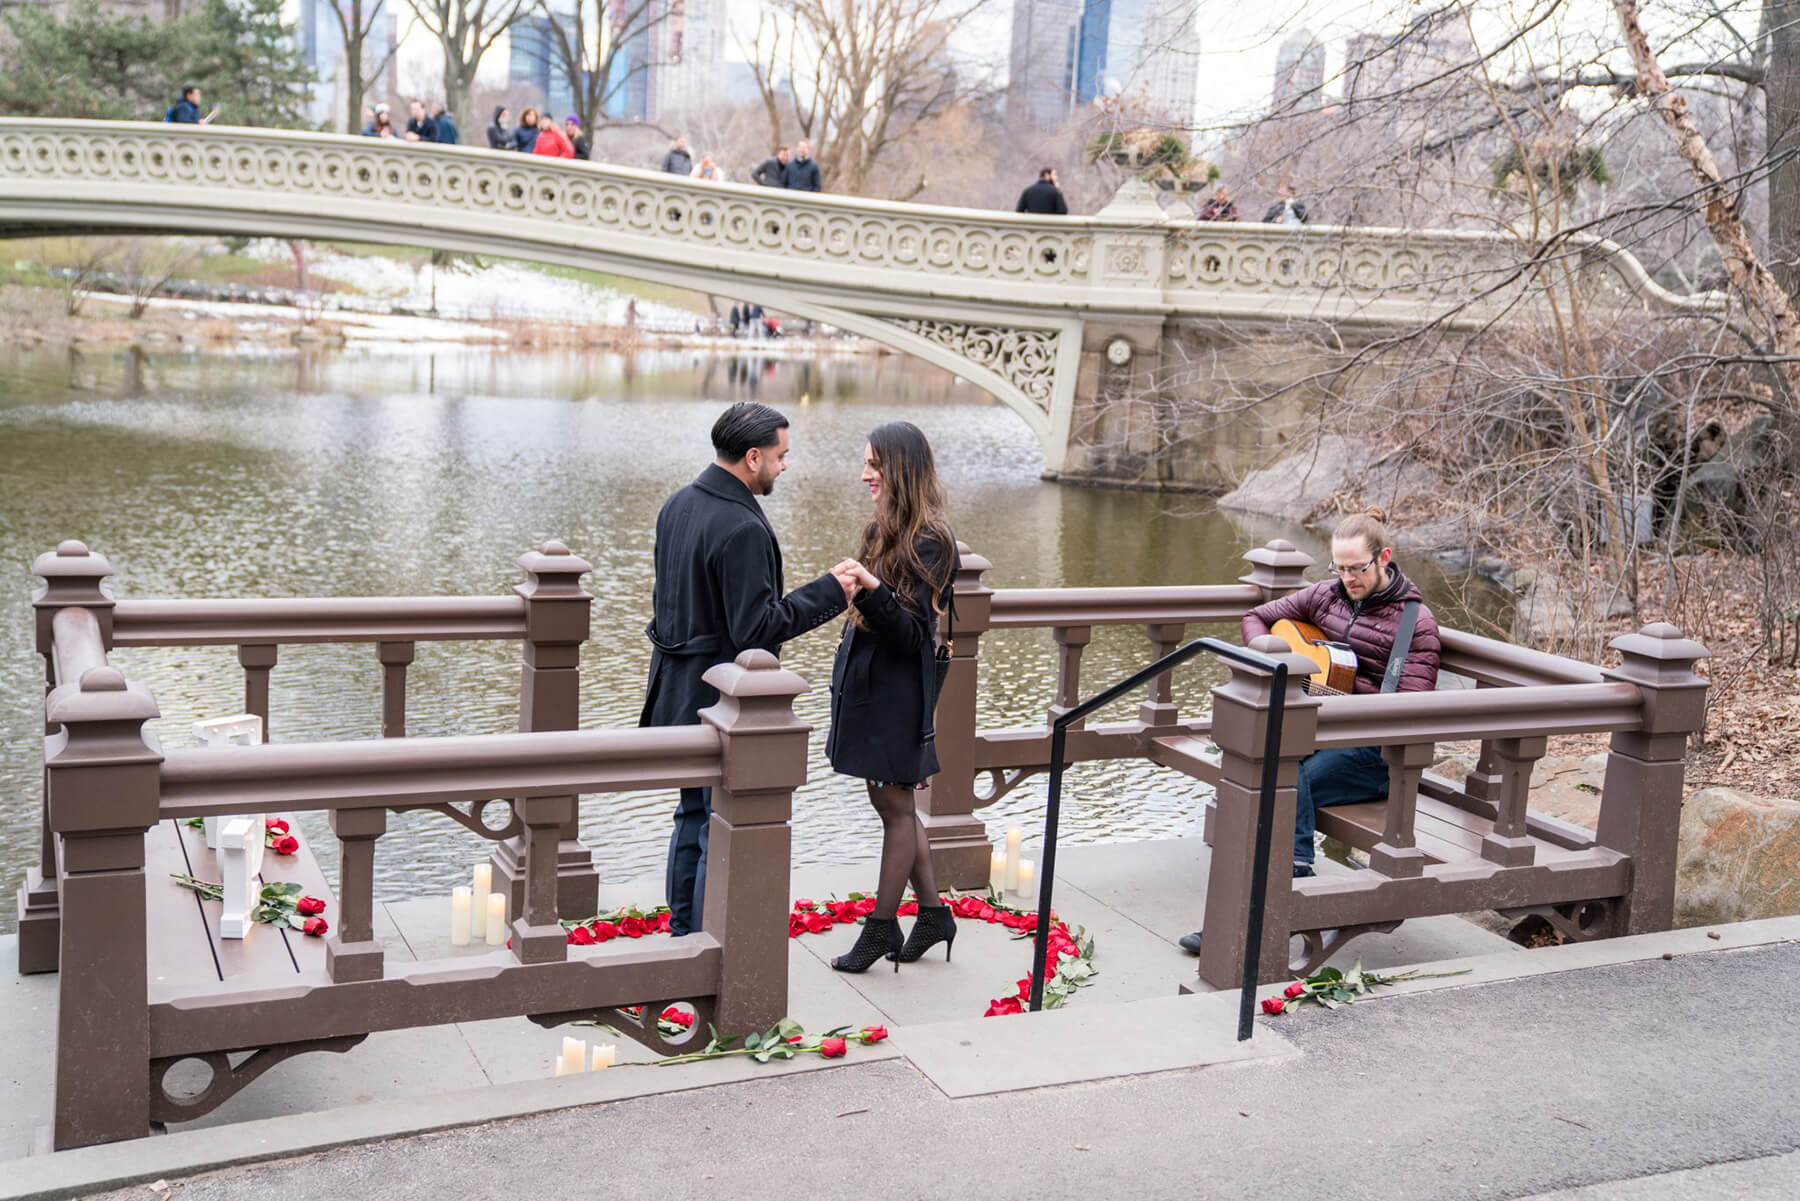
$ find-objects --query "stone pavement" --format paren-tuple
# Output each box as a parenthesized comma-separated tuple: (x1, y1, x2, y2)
(5, 839, 1796, 1199)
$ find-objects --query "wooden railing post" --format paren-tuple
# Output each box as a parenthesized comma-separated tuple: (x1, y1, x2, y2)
(699, 650, 810, 1035)
(1479, 736, 1546, 866)
(920, 542, 995, 890)
(1138, 622, 1186, 729)
(1370, 742, 1436, 877)
(1046, 625, 1092, 726)
(21, 540, 116, 976)
(1597, 623, 1710, 934)
(327, 807, 385, 983)
(493, 540, 596, 919)
(377, 641, 414, 737)
(511, 794, 576, 964)
(1195, 635, 1320, 990)
(238, 644, 277, 738)
(44, 665, 161, 1149)
(1240, 538, 1313, 603)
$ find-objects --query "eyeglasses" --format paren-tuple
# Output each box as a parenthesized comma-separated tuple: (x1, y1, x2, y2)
(1328, 560, 1375, 577)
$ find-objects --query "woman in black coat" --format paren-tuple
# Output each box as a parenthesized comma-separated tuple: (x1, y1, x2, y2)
(827, 422, 959, 973)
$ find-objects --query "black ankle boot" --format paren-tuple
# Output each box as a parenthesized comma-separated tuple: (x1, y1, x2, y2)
(832, 916, 904, 973)
(893, 905, 957, 963)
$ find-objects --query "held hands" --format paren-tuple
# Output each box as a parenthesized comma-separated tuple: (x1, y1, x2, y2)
(830, 559, 880, 603)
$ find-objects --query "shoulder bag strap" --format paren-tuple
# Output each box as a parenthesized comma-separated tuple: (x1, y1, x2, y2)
(1381, 600, 1422, 694)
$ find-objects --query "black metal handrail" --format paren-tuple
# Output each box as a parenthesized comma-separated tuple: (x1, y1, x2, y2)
(1027, 637, 1289, 1041)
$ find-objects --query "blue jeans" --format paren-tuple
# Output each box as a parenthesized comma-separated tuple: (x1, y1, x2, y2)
(666, 786, 710, 936)
(1294, 746, 1389, 866)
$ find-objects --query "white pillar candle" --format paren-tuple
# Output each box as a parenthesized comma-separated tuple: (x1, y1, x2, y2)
(472, 862, 493, 906)
(591, 1044, 615, 1070)
(1016, 858, 1035, 899)
(560, 1036, 587, 1076)
(1004, 827, 1023, 892)
(485, 891, 507, 946)
(553, 1057, 568, 1077)
(990, 850, 1007, 893)
(450, 886, 472, 946)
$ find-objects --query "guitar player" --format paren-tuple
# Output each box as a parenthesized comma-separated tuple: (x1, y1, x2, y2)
(1179, 511, 1441, 956)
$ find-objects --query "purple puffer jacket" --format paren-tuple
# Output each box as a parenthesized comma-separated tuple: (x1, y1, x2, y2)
(1242, 566, 1441, 694)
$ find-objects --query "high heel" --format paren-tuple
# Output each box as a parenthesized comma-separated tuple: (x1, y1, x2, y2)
(893, 905, 957, 964)
(831, 916, 903, 974)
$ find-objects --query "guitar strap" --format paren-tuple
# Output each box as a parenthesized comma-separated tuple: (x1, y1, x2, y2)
(1381, 600, 1422, 694)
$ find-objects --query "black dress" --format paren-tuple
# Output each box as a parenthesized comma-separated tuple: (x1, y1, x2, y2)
(826, 535, 955, 785)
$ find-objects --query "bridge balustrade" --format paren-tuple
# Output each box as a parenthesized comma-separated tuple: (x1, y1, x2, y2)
(24, 540, 808, 1151)
(925, 539, 1710, 989)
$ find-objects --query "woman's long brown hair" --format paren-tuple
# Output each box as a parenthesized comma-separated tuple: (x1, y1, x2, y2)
(854, 422, 954, 626)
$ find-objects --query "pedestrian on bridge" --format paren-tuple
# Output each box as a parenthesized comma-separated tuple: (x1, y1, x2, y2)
(1197, 184, 1239, 221)
(403, 100, 438, 143)
(487, 105, 511, 150)
(782, 140, 822, 191)
(514, 108, 540, 153)
(662, 136, 693, 175)
(752, 145, 790, 186)
(640, 403, 853, 938)
(564, 115, 590, 160)
(826, 422, 960, 973)
(1261, 181, 1309, 225)
(432, 103, 458, 145)
(1016, 167, 1068, 214)
(531, 112, 575, 158)
(165, 86, 218, 125)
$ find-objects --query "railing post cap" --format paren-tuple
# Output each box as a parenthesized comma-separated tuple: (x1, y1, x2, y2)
(32, 540, 114, 583)
(80, 666, 127, 692)
(953, 540, 992, 576)
(703, 649, 810, 700)
(1241, 540, 1314, 570)
(517, 540, 593, 579)
(45, 671, 161, 725)
(1609, 622, 1709, 665)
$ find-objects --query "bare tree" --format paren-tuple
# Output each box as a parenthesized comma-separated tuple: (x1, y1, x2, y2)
(741, 0, 994, 197)
(407, 0, 526, 128)
(37, 238, 118, 317)
(323, 0, 402, 133)
(117, 238, 201, 319)
(527, 0, 665, 134)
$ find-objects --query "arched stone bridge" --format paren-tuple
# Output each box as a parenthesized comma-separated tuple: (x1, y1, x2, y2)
(0, 119, 1722, 485)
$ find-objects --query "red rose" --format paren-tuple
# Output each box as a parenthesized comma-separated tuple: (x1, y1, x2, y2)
(858, 1026, 888, 1044)
(591, 921, 618, 941)
(897, 901, 918, 916)
(660, 1007, 695, 1028)
(819, 1037, 847, 1058)
(302, 916, 328, 937)
(788, 915, 806, 938)
(264, 819, 289, 835)
(567, 925, 596, 945)
(1015, 976, 1033, 999)
(1284, 982, 1306, 999)
(975, 904, 997, 921)
(296, 896, 326, 916)
(853, 897, 876, 916)
(653, 912, 672, 932)
(619, 916, 648, 938)
(272, 835, 299, 856)
(802, 911, 832, 934)
(794, 898, 814, 910)
(1260, 997, 1286, 1015)
(984, 997, 1023, 1017)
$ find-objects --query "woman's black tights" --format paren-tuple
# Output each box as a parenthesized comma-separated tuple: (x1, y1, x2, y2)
(868, 783, 940, 919)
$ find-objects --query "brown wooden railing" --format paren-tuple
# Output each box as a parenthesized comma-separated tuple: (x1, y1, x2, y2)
(24, 540, 809, 1151)
(924, 538, 1709, 991)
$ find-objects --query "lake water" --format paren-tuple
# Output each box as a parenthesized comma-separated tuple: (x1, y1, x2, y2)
(0, 342, 1509, 925)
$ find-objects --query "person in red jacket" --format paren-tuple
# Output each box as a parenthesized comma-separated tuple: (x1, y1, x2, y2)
(1179, 510, 1440, 955)
(531, 112, 575, 158)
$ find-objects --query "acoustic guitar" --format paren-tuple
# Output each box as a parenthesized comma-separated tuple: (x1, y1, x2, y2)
(1270, 619, 1358, 696)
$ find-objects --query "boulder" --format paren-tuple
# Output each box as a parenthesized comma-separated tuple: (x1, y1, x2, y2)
(1217, 435, 1445, 528)
(1674, 787, 1800, 926)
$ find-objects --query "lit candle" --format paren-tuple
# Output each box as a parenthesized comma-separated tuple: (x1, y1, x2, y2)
(592, 1044, 615, 1070)
(560, 1036, 587, 1076)
(553, 1058, 566, 1077)
(1004, 827, 1023, 892)
(1016, 858, 1035, 899)
(472, 862, 492, 906)
(450, 885, 472, 946)
(990, 850, 1007, 893)
(485, 892, 507, 946)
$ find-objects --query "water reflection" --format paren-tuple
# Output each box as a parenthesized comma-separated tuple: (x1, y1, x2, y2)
(0, 343, 1509, 925)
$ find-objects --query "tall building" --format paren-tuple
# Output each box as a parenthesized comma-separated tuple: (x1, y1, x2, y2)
(646, 0, 727, 120)
(1272, 30, 1325, 111)
(1072, 0, 1198, 124)
(508, 5, 577, 120)
(603, 4, 654, 121)
(1007, 0, 1082, 126)
(1344, 15, 1474, 116)
(300, 0, 397, 131)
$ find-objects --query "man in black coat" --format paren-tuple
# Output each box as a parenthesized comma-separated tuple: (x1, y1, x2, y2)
(1016, 167, 1069, 214)
(752, 145, 790, 186)
(641, 402, 853, 935)
(783, 140, 822, 191)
